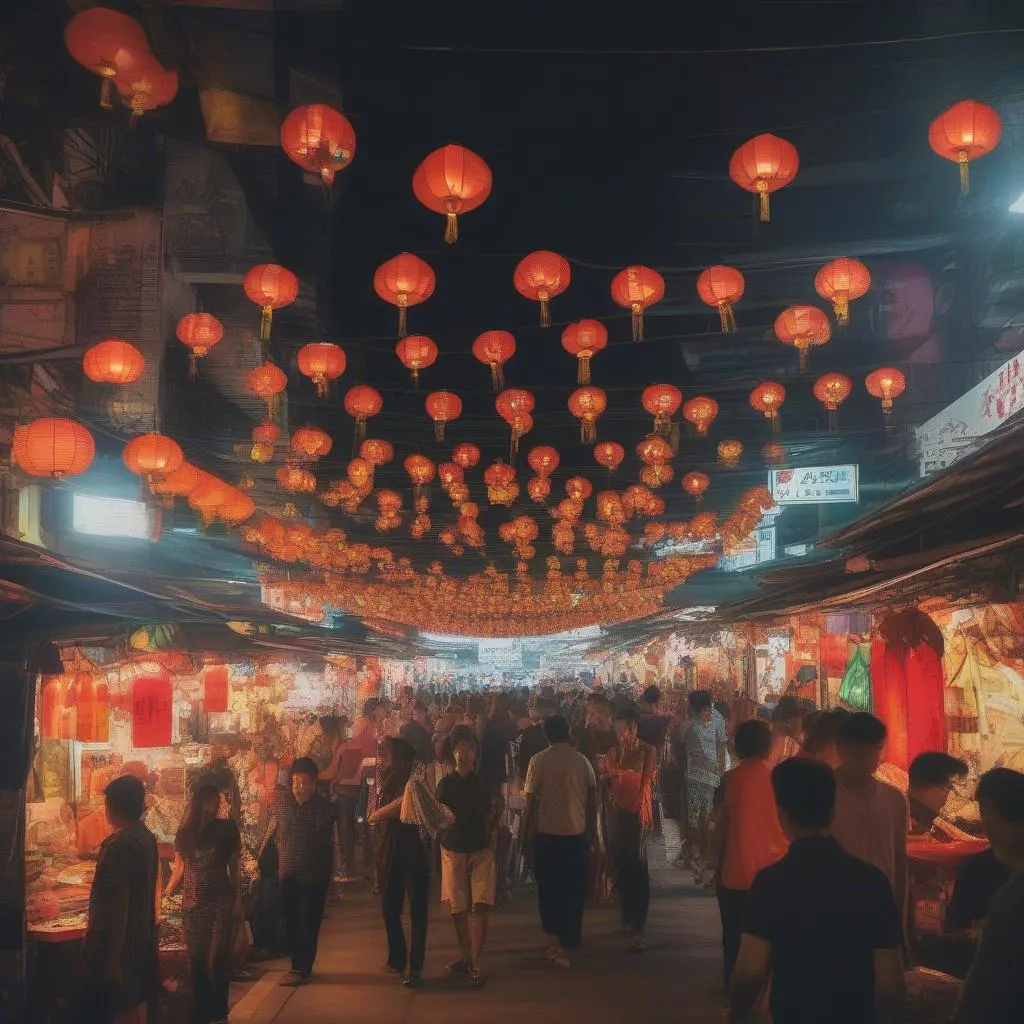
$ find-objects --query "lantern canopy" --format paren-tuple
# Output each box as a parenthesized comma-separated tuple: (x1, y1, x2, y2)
(243, 264, 299, 342)
(297, 342, 346, 399)
(814, 258, 871, 326)
(413, 145, 493, 244)
(374, 253, 436, 337)
(929, 100, 1002, 195)
(729, 134, 799, 222)
(13, 419, 95, 479)
(472, 330, 516, 391)
(83, 338, 146, 385)
(280, 104, 356, 184)
(610, 265, 665, 342)
(514, 251, 571, 327)
(697, 265, 745, 332)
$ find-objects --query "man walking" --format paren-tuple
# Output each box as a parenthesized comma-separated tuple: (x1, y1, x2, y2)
(523, 714, 597, 969)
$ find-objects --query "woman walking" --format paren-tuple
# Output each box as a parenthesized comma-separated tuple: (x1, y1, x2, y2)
(682, 690, 727, 886)
(166, 784, 244, 1024)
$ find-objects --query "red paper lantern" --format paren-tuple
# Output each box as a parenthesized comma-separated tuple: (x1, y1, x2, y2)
(813, 372, 853, 430)
(176, 313, 224, 377)
(280, 104, 356, 184)
(250, 422, 280, 464)
(217, 490, 255, 526)
(697, 265, 745, 332)
(528, 476, 551, 503)
(682, 471, 710, 504)
(568, 386, 607, 443)
(425, 391, 463, 442)
(749, 381, 786, 431)
(729, 134, 799, 222)
(865, 367, 906, 419)
(131, 673, 173, 748)
(203, 664, 230, 713)
(682, 396, 719, 437)
(190, 472, 235, 522)
(113, 50, 177, 119)
(243, 264, 299, 342)
(413, 145, 492, 244)
(593, 441, 625, 473)
(565, 476, 593, 503)
(641, 384, 683, 436)
(64, 7, 148, 110)
(83, 338, 145, 385)
(472, 330, 516, 391)
(484, 461, 519, 506)
(344, 385, 383, 440)
(150, 462, 201, 504)
(13, 419, 95, 479)
(513, 251, 571, 327)
(404, 455, 436, 505)
(347, 457, 375, 491)
(636, 435, 673, 466)
(360, 438, 395, 467)
(373, 253, 435, 337)
(527, 446, 560, 477)
(929, 100, 1002, 195)
(290, 426, 333, 461)
(452, 443, 481, 470)
(717, 440, 743, 469)
(610, 266, 665, 342)
(396, 335, 438, 385)
(814, 258, 871, 326)
(438, 462, 465, 490)
(495, 389, 536, 455)
(123, 433, 184, 480)
(246, 362, 288, 421)
(275, 464, 317, 494)
(561, 319, 608, 384)
(774, 305, 831, 371)
(297, 342, 346, 399)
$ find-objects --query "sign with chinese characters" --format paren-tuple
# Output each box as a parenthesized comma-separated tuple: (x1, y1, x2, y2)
(769, 465, 859, 505)
(916, 350, 1024, 477)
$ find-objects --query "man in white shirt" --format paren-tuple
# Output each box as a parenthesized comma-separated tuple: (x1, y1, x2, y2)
(523, 715, 597, 969)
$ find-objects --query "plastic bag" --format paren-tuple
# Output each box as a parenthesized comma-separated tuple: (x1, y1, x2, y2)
(838, 644, 872, 711)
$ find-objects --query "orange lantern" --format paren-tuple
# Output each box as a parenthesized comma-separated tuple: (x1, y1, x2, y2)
(696, 265, 745, 332)
(280, 104, 356, 184)
(813, 372, 853, 430)
(251, 422, 280, 463)
(814, 258, 871, 326)
(774, 305, 831, 371)
(438, 462, 464, 490)
(495, 388, 536, 456)
(593, 441, 625, 474)
(717, 439, 743, 469)
(640, 463, 673, 489)
(246, 361, 288, 420)
(64, 7, 149, 110)
(373, 253, 436, 337)
(682, 396, 719, 437)
(344, 385, 383, 441)
(636, 435, 673, 465)
(865, 367, 906, 419)
(218, 489, 256, 526)
(275, 464, 317, 494)
(682, 470, 710, 505)
(360, 438, 394, 467)
(929, 100, 1002, 196)
(452, 443, 481, 470)
(290, 426, 333, 461)
(568, 386, 607, 444)
(396, 335, 438, 386)
(123, 433, 184, 481)
(472, 330, 516, 391)
(513, 251, 571, 327)
(413, 145, 493, 244)
(404, 454, 436, 493)
(528, 476, 551, 503)
(150, 461, 200, 505)
(561, 319, 608, 384)
(425, 391, 463, 442)
(749, 381, 786, 431)
(176, 312, 224, 378)
(641, 384, 683, 436)
(12, 419, 95, 479)
(565, 477, 593, 503)
(113, 51, 177, 119)
(527, 446, 560, 478)
(762, 442, 786, 467)
(729, 134, 799, 222)
(484, 462, 519, 506)
(347, 457, 375, 491)
(190, 473, 235, 524)
(297, 342, 346, 399)
(83, 338, 145, 385)
(610, 265, 665, 342)
(243, 264, 299, 342)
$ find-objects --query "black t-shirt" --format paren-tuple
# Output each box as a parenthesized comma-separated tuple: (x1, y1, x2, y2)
(638, 713, 672, 752)
(436, 771, 492, 853)
(743, 836, 903, 1024)
(480, 719, 514, 791)
(517, 723, 549, 782)
(945, 847, 1012, 931)
(400, 720, 433, 766)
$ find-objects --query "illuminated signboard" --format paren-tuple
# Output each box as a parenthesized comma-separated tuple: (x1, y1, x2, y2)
(769, 465, 859, 505)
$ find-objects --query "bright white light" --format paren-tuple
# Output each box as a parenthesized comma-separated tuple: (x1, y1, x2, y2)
(73, 494, 151, 539)
(1010, 191, 1024, 213)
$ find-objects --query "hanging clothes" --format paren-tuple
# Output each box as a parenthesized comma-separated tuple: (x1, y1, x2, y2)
(838, 644, 872, 711)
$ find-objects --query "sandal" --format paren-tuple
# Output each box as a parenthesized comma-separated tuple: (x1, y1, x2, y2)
(631, 933, 649, 952)
(445, 959, 471, 976)
(552, 953, 571, 969)
(468, 970, 486, 989)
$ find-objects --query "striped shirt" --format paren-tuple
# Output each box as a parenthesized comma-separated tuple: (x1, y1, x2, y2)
(524, 742, 596, 836)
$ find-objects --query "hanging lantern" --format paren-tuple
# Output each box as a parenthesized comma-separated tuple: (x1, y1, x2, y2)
(297, 342, 346, 399)
(12, 419, 95, 479)
(774, 305, 831, 371)
(641, 384, 683, 436)
(275, 464, 317, 494)
(438, 462, 465, 491)
(749, 381, 786, 432)
(513, 251, 571, 328)
(565, 476, 593, 503)
(64, 7, 149, 111)
(472, 330, 516, 391)
(360, 438, 395, 468)
(83, 338, 145, 385)
(413, 145, 493, 244)
(717, 440, 743, 468)
(814, 258, 871, 326)
(396, 335, 438, 386)
(682, 396, 720, 437)
(610, 265, 665, 342)
(203, 664, 230, 714)
(813, 372, 853, 430)
(246, 361, 288, 421)
(122, 433, 184, 482)
(636, 435, 673, 466)
(373, 253, 435, 337)
(347, 457, 375, 491)
(561, 319, 608, 384)
(484, 462, 519, 506)
(568, 386, 607, 444)
(640, 463, 674, 489)
(682, 470, 710, 505)
(218, 489, 256, 526)
(495, 388, 536, 438)
(865, 367, 906, 419)
(593, 441, 625, 474)
(528, 476, 551, 503)
(243, 264, 299, 343)
(452, 443, 481, 470)
(404, 455, 436, 501)
(762, 442, 786, 467)
(176, 312, 224, 378)
(131, 673, 173, 748)
(696, 265, 745, 332)
(929, 100, 1002, 196)
(150, 461, 200, 505)
(425, 391, 463, 442)
(729, 134, 799, 222)
(189, 473, 235, 524)
(343, 385, 382, 442)
(290, 426, 333, 461)
(280, 103, 356, 183)
(251, 422, 280, 463)
(114, 51, 177, 120)
(527, 445, 560, 478)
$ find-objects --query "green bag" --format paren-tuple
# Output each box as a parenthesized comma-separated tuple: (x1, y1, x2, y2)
(838, 644, 872, 711)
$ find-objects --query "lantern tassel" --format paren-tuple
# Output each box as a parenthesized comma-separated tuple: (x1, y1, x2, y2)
(581, 420, 597, 444)
(798, 346, 809, 373)
(578, 354, 591, 385)
(397, 304, 408, 338)
(412, 368, 420, 388)
(510, 431, 520, 461)
(757, 181, 770, 222)
(632, 305, 643, 342)
(314, 373, 329, 400)
(355, 418, 366, 443)
(490, 363, 504, 391)
(267, 394, 281, 423)
(434, 421, 445, 443)
(540, 298, 551, 329)
(99, 74, 116, 111)
(835, 296, 850, 326)
(445, 211, 459, 245)
(188, 352, 199, 382)
(958, 150, 969, 196)
(670, 421, 681, 454)
(829, 408, 838, 432)
(718, 303, 730, 333)
(771, 411, 781, 434)
(260, 305, 272, 342)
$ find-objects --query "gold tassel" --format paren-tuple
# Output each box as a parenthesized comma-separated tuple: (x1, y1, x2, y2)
(314, 373, 328, 400)
(188, 353, 199, 381)
(757, 180, 770, 222)
(670, 421, 680, 454)
(412, 367, 420, 388)
(99, 70, 116, 111)
(798, 345, 809, 373)
(834, 296, 849, 326)
(719, 301, 737, 332)
(582, 419, 596, 444)
(771, 411, 781, 434)
(540, 297, 551, 328)
(578, 354, 591, 385)
(355, 418, 366, 443)
(267, 394, 281, 423)
(490, 363, 504, 391)
(632, 304, 643, 342)
(445, 211, 459, 245)
(261, 305, 272, 342)
(828, 408, 838, 432)
(510, 431, 520, 460)
(434, 421, 445, 443)
(958, 150, 969, 196)
(397, 301, 408, 338)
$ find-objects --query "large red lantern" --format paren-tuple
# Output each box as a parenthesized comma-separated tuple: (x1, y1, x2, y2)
(813, 372, 853, 430)
(64, 6, 148, 110)
(83, 338, 145, 385)
(452, 443, 481, 470)
(682, 471, 710, 505)
(131, 673, 173, 748)
(561, 319, 608, 384)
(374, 253, 435, 337)
(641, 384, 683, 436)
(865, 367, 906, 419)
(472, 330, 516, 391)
(565, 476, 593, 503)
(774, 305, 831, 371)
(297, 342, 346, 399)
(150, 462, 201, 504)
(593, 441, 625, 474)
(280, 104, 356, 184)
(275, 464, 316, 495)
(189, 472, 235, 523)
(246, 361, 288, 420)
(682, 396, 719, 437)
(404, 455, 436, 505)
(218, 489, 255, 526)
(244, 264, 299, 342)
(749, 381, 786, 431)
(425, 391, 463, 442)
(514, 251, 571, 327)
(344, 385, 383, 440)
(611, 266, 665, 342)
(360, 438, 394, 468)
(568, 387, 607, 443)
(636, 435, 673, 466)
(697, 265, 745, 332)
(929, 100, 1002, 195)
(413, 145, 493, 244)
(729, 134, 799, 222)
(113, 50, 177, 120)
(528, 476, 551, 503)
(176, 313, 224, 377)
(484, 462, 519, 506)
(13, 419, 95, 479)
(250, 422, 280, 464)
(123, 433, 184, 481)
(814, 258, 871, 326)
(290, 426, 333, 461)
(495, 388, 536, 455)
(203, 664, 230, 714)
(527, 446, 560, 478)
(396, 335, 438, 386)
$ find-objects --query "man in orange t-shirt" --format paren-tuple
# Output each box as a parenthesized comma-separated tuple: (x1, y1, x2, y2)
(710, 719, 788, 988)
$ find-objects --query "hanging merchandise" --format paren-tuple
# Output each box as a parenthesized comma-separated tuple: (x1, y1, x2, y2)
(814, 258, 871, 326)
(280, 103, 357, 183)
(297, 342, 346, 399)
(813, 372, 853, 430)
(729, 133, 799, 222)
(413, 145, 493, 243)
(865, 367, 906, 419)
(610, 265, 665, 342)
(514, 251, 571, 327)
(425, 391, 463, 442)
(83, 339, 145, 385)
(682, 396, 719, 437)
(696, 265, 745, 332)
(561, 320, 608, 384)
(374, 253, 436, 337)
(928, 99, 1001, 196)
(131, 672, 173, 748)
(396, 335, 438, 386)
(472, 331, 516, 391)
(774, 305, 831, 371)
(12, 419, 96, 479)
(243, 264, 299, 344)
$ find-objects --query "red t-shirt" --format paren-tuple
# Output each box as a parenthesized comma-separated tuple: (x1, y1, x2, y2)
(720, 758, 788, 891)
